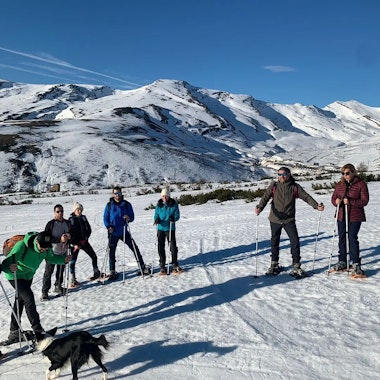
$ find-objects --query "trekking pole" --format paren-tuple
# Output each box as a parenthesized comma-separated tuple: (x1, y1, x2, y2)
(122, 224, 126, 285)
(345, 203, 350, 276)
(0, 279, 34, 352)
(62, 262, 70, 332)
(253, 214, 259, 278)
(152, 225, 157, 277)
(327, 206, 340, 274)
(312, 205, 323, 273)
(13, 271, 22, 350)
(99, 233, 110, 285)
(167, 221, 173, 275)
(128, 224, 144, 277)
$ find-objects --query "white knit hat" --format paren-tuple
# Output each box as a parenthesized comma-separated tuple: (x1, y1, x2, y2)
(161, 187, 170, 197)
(73, 202, 83, 212)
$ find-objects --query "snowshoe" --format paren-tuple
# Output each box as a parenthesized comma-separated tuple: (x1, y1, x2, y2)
(0, 330, 35, 346)
(332, 261, 348, 272)
(265, 261, 283, 276)
(69, 280, 81, 288)
(98, 271, 119, 282)
(89, 269, 101, 281)
(171, 265, 185, 275)
(289, 263, 308, 279)
(136, 266, 152, 276)
(351, 263, 367, 279)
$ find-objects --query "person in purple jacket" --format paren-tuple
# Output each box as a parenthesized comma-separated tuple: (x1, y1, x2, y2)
(103, 186, 150, 280)
(331, 163, 369, 276)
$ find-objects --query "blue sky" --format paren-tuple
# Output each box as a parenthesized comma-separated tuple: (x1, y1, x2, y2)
(0, 0, 379, 107)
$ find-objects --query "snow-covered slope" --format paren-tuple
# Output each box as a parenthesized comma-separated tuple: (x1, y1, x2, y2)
(1, 79, 379, 192)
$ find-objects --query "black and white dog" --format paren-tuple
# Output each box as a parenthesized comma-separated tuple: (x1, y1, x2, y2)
(37, 330, 109, 380)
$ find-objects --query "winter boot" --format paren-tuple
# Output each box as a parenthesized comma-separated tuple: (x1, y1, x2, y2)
(108, 270, 119, 280)
(266, 261, 283, 275)
(333, 261, 348, 271)
(40, 293, 49, 301)
(290, 263, 307, 278)
(7, 330, 20, 343)
(172, 265, 184, 275)
(89, 268, 101, 281)
(54, 284, 63, 293)
(352, 263, 365, 277)
(69, 274, 80, 288)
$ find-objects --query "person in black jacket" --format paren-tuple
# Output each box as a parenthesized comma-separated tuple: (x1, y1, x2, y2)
(41, 204, 71, 301)
(68, 202, 100, 286)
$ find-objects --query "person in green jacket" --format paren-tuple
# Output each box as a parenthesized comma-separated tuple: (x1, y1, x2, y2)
(1, 231, 72, 343)
(255, 166, 324, 277)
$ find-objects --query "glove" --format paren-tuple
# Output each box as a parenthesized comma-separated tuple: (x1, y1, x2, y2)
(154, 218, 160, 225)
(169, 215, 175, 222)
(108, 227, 114, 234)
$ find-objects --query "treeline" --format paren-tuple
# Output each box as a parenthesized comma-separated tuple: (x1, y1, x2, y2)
(177, 188, 266, 205)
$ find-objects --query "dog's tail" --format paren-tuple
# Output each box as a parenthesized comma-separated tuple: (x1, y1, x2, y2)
(95, 334, 109, 350)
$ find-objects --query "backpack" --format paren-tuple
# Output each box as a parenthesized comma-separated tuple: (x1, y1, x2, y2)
(2, 235, 27, 257)
(271, 182, 299, 198)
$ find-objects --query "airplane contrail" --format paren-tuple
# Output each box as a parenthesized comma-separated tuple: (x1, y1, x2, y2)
(0, 46, 141, 87)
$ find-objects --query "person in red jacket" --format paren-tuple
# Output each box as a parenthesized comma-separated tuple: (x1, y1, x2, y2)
(331, 163, 369, 276)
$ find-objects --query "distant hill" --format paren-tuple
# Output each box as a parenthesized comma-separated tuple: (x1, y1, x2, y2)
(0, 78, 379, 192)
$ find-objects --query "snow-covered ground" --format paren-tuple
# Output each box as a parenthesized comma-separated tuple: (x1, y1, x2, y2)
(0, 181, 379, 379)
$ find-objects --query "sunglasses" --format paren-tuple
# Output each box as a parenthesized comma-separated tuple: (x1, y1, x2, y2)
(113, 192, 122, 196)
(55, 210, 63, 213)
(342, 171, 351, 175)
(278, 173, 288, 177)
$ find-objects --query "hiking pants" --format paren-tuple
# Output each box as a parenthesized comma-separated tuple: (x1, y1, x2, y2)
(157, 229, 178, 268)
(337, 221, 362, 264)
(270, 221, 300, 264)
(42, 262, 65, 293)
(108, 233, 144, 271)
(9, 279, 43, 333)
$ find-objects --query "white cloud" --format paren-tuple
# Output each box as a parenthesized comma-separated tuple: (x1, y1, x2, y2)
(264, 65, 296, 73)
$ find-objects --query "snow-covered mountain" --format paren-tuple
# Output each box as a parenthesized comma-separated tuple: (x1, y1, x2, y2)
(1, 78, 379, 192)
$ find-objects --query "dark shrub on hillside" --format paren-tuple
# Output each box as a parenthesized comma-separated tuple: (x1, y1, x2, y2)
(177, 188, 266, 206)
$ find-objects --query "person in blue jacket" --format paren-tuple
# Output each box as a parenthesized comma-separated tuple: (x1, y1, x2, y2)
(103, 186, 150, 279)
(154, 187, 183, 275)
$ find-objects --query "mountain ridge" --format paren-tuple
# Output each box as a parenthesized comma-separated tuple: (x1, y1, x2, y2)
(0, 78, 379, 192)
